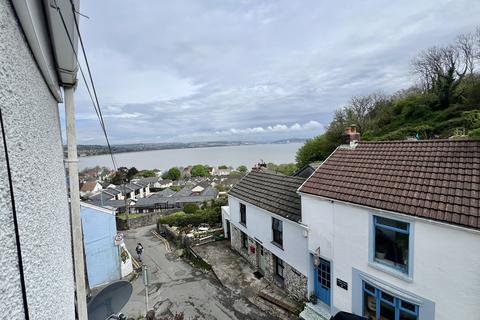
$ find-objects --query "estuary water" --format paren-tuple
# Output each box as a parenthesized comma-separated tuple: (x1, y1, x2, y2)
(78, 142, 303, 170)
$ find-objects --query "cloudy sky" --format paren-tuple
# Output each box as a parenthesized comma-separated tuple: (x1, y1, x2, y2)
(72, 0, 480, 144)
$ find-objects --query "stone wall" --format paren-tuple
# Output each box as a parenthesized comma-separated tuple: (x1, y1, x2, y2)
(230, 224, 307, 302)
(284, 263, 308, 301)
(116, 209, 179, 230)
(230, 224, 256, 266)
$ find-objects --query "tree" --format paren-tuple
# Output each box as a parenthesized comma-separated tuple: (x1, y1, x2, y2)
(127, 167, 138, 181)
(162, 167, 181, 180)
(139, 170, 157, 177)
(191, 164, 209, 177)
(184, 203, 199, 214)
(266, 163, 298, 176)
(411, 31, 478, 108)
(236, 165, 247, 173)
(218, 165, 228, 169)
(109, 167, 128, 185)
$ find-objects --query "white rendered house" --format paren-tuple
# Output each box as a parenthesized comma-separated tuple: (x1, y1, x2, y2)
(299, 138, 480, 320)
(223, 171, 310, 301)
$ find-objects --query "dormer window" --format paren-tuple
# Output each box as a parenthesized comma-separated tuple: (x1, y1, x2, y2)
(373, 216, 410, 274)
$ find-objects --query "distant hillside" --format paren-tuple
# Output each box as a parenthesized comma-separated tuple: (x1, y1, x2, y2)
(296, 28, 480, 167)
(70, 141, 255, 157)
(69, 139, 303, 157)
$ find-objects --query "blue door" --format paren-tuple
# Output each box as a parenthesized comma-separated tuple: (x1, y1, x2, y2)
(315, 258, 331, 305)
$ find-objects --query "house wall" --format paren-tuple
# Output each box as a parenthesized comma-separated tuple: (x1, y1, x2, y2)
(228, 195, 309, 301)
(81, 204, 121, 288)
(301, 193, 480, 320)
(0, 0, 75, 318)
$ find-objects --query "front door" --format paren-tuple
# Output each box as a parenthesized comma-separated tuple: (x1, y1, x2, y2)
(315, 258, 331, 305)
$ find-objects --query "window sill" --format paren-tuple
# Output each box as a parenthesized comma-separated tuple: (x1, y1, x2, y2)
(368, 261, 412, 283)
(271, 241, 284, 250)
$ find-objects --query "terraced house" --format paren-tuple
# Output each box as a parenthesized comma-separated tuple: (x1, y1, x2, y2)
(222, 171, 309, 301)
(299, 139, 480, 320)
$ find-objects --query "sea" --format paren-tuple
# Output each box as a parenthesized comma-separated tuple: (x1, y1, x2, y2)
(78, 142, 303, 171)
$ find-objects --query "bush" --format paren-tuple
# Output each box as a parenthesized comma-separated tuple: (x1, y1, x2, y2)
(184, 203, 199, 214)
(158, 199, 226, 228)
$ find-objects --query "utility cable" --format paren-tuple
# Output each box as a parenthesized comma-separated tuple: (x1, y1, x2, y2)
(0, 107, 30, 319)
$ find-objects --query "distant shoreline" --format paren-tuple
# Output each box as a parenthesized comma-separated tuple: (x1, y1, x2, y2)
(77, 142, 304, 171)
(72, 139, 307, 158)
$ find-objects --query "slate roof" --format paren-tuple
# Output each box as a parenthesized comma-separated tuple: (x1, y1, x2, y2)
(299, 140, 480, 230)
(229, 171, 306, 222)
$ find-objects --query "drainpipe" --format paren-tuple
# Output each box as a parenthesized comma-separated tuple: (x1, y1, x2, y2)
(64, 85, 88, 320)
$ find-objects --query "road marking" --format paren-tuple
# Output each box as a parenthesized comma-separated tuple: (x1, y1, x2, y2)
(151, 230, 172, 253)
(132, 257, 142, 269)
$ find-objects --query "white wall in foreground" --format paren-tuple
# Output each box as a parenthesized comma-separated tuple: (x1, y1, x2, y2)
(301, 193, 480, 320)
(0, 0, 75, 318)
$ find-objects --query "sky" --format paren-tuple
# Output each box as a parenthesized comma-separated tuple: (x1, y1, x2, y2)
(71, 0, 480, 144)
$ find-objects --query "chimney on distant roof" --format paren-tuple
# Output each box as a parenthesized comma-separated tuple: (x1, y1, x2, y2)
(342, 125, 360, 145)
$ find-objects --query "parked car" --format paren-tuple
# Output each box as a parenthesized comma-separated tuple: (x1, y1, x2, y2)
(198, 223, 210, 231)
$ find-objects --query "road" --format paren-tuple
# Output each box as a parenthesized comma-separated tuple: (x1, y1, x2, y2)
(120, 225, 277, 320)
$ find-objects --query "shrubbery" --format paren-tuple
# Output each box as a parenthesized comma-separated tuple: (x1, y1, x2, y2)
(183, 203, 199, 214)
(158, 198, 227, 228)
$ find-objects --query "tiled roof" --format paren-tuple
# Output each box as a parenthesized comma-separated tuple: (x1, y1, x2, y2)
(229, 171, 306, 222)
(299, 140, 480, 230)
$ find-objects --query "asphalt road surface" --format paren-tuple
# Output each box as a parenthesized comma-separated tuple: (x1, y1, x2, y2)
(120, 225, 277, 320)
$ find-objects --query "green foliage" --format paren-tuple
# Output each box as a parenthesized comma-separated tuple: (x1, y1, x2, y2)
(158, 199, 226, 228)
(169, 185, 182, 192)
(296, 134, 338, 167)
(138, 170, 157, 177)
(297, 87, 480, 166)
(184, 203, 199, 214)
(236, 165, 248, 173)
(162, 167, 181, 180)
(127, 167, 138, 180)
(191, 164, 210, 177)
(266, 163, 298, 176)
(218, 165, 228, 169)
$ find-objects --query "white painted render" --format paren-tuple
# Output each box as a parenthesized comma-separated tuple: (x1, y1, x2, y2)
(221, 205, 230, 238)
(0, 0, 76, 317)
(228, 195, 309, 276)
(301, 193, 480, 320)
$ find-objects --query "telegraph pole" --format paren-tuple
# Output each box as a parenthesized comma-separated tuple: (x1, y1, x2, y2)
(65, 85, 88, 319)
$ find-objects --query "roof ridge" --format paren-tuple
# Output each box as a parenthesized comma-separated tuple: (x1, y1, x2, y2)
(359, 139, 480, 144)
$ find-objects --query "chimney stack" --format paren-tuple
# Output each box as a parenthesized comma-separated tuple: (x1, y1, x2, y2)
(342, 125, 360, 145)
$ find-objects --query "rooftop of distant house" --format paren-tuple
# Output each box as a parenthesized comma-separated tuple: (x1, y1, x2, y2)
(300, 139, 480, 230)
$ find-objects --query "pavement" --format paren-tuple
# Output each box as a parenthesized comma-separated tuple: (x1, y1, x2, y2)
(192, 240, 300, 320)
(120, 225, 278, 320)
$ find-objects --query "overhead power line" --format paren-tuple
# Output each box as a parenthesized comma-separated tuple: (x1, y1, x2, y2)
(54, 1, 118, 171)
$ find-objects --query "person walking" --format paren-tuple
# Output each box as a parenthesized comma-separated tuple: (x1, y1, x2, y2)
(136, 242, 144, 261)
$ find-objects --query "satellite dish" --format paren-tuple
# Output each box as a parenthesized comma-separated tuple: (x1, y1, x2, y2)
(87, 280, 133, 320)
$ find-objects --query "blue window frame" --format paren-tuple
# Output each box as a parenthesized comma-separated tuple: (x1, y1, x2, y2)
(363, 282, 418, 320)
(373, 216, 410, 274)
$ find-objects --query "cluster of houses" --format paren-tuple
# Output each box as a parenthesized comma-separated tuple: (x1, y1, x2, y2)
(222, 128, 480, 320)
(83, 177, 220, 213)
(77, 173, 235, 292)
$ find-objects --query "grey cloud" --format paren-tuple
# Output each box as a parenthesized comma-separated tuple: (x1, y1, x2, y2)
(73, 0, 480, 143)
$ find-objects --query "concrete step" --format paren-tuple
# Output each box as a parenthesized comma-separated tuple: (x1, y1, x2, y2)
(299, 302, 331, 320)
